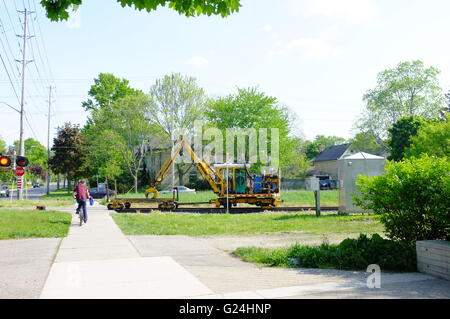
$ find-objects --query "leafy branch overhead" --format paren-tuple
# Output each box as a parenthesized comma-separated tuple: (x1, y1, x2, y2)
(40, 0, 241, 21)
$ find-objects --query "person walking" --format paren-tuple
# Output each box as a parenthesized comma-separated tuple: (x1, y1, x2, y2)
(74, 180, 90, 223)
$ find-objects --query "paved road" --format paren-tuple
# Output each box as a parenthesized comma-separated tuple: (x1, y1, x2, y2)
(1, 183, 59, 201)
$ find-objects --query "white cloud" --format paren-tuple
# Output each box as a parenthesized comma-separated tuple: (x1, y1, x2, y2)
(187, 56, 209, 68)
(291, 0, 379, 23)
(261, 24, 273, 33)
(66, 5, 81, 29)
(267, 37, 343, 60)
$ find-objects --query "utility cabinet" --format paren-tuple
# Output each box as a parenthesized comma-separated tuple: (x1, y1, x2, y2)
(338, 152, 385, 213)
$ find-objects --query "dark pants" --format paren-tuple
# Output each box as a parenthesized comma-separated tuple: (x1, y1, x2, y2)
(76, 199, 88, 222)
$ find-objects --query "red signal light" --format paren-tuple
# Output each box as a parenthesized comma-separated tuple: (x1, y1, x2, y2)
(0, 156, 11, 167)
(15, 156, 29, 168)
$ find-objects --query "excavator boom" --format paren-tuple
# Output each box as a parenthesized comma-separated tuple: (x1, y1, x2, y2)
(145, 138, 223, 198)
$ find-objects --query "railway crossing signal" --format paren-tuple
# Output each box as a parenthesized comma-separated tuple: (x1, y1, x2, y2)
(15, 156, 29, 168)
(0, 156, 11, 167)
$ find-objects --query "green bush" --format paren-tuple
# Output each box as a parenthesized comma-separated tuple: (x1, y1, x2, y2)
(286, 234, 416, 271)
(354, 155, 450, 242)
(185, 176, 212, 191)
(234, 234, 417, 271)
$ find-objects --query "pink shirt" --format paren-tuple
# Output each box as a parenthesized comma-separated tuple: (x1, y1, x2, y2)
(74, 185, 89, 200)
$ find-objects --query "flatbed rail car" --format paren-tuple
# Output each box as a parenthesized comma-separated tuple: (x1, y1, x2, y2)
(107, 191, 179, 211)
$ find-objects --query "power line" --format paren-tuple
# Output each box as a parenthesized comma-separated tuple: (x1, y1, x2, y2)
(30, 0, 54, 84)
(0, 52, 21, 105)
(0, 17, 21, 76)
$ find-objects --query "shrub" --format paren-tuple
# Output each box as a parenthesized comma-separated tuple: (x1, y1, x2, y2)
(185, 176, 211, 191)
(354, 155, 450, 242)
(288, 234, 416, 271)
(234, 234, 417, 272)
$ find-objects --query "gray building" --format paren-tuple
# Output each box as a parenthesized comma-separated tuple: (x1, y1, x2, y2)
(311, 144, 352, 179)
(338, 152, 386, 213)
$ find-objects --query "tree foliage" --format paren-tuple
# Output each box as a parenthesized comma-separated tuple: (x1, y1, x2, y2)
(49, 123, 88, 184)
(356, 60, 446, 149)
(405, 114, 450, 159)
(355, 155, 450, 242)
(148, 73, 206, 137)
(82, 73, 143, 111)
(40, 0, 241, 21)
(304, 135, 347, 160)
(86, 95, 160, 191)
(0, 137, 6, 153)
(205, 87, 304, 176)
(387, 116, 431, 161)
(348, 131, 381, 154)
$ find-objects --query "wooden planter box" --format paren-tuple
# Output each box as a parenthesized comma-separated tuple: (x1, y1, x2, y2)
(416, 240, 450, 281)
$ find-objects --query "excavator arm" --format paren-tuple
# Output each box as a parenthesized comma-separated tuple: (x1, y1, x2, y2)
(145, 138, 224, 198)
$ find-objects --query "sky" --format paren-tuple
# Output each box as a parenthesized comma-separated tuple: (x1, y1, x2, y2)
(1, 0, 450, 148)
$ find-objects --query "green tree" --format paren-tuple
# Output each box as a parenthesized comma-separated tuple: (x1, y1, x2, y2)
(148, 73, 206, 185)
(205, 87, 299, 175)
(356, 60, 446, 149)
(40, 0, 241, 21)
(0, 137, 6, 153)
(387, 116, 432, 161)
(87, 95, 159, 192)
(405, 114, 450, 159)
(348, 131, 381, 153)
(304, 135, 347, 160)
(49, 123, 88, 190)
(85, 129, 124, 184)
(82, 73, 143, 111)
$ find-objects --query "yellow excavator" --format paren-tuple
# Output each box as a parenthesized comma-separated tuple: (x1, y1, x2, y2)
(144, 138, 224, 199)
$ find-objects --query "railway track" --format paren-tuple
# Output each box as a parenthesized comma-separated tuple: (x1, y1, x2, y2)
(113, 206, 339, 214)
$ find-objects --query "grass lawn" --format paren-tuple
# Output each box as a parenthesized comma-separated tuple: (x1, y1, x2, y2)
(0, 199, 74, 208)
(112, 212, 383, 236)
(109, 189, 339, 207)
(40, 188, 73, 200)
(0, 209, 72, 239)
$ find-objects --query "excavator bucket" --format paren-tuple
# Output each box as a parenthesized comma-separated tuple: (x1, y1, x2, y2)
(145, 187, 159, 199)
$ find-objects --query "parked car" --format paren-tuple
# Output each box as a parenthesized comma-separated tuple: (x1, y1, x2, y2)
(319, 179, 338, 190)
(159, 186, 196, 194)
(33, 182, 40, 188)
(89, 187, 116, 199)
(0, 185, 10, 197)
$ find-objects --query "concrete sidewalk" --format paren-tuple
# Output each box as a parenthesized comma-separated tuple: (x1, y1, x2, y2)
(129, 235, 450, 299)
(40, 204, 212, 299)
(40, 204, 450, 299)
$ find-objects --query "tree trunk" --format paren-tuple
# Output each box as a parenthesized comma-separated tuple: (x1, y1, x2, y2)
(57, 174, 60, 189)
(177, 164, 184, 186)
(134, 174, 138, 193)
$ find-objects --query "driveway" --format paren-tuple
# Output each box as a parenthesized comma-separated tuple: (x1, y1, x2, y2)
(0, 238, 61, 298)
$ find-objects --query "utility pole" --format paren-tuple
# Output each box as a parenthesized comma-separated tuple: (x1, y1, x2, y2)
(46, 86, 54, 195)
(16, 8, 34, 200)
(171, 73, 175, 189)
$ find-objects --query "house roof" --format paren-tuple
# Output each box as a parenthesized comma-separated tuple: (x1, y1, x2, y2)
(312, 144, 351, 163)
(343, 152, 385, 160)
